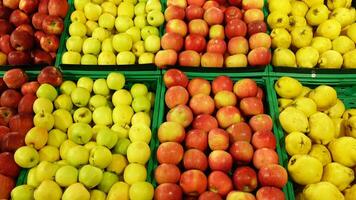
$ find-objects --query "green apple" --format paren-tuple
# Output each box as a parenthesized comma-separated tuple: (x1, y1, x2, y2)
(117, 2, 134, 18)
(82, 38, 101, 55)
(146, 91, 155, 106)
(48, 129, 67, 148)
(27, 167, 40, 187)
(11, 185, 35, 200)
(129, 123, 151, 143)
(96, 129, 118, 149)
(113, 138, 131, 155)
(67, 145, 89, 167)
(71, 87, 91, 107)
(89, 95, 107, 111)
(66, 36, 83, 53)
(33, 98, 53, 114)
(68, 123, 93, 144)
(99, 13, 115, 30)
(98, 172, 119, 193)
(127, 141, 150, 164)
(147, 10, 164, 27)
(98, 51, 116, 65)
(74, 107, 92, 123)
(35, 161, 59, 182)
(39, 145, 60, 162)
(25, 127, 48, 150)
(90, 190, 106, 200)
(141, 26, 159, 40)
(112, 89, 132, 106)
(62, 51, 81, 64)
(132, 40, 145, 57)
(79, 165, 103, 188)
(60, 80, 76, 95)
(69, 22, 87, 37)
(101, 2, 117, 17)
(71, 10, 87, 24)
(36, 83, 58, 101)
(92, 27, 111, 42)
(14, 146, 39, 168)
(81, 53, 98, 64)
(93, 78, 110, 96)
(117, 51, 136, 64)
(123, 163, 147, 185)
(62, 183, 90, 200)
(34, 180, 62, 200)
(84, 141, 97, 151)
(84, 2, 102, 21)
(59, 140, 78, 160)
(107, 182, 129, 200)
(34, 112, 54, 131)
(108, 0, 122, 5)
(132, 112, 151, 126)
(89, 146, 112, 169)
(53, 109, 73, 132)
(111, 124, 129, 138)
(134, 15, 147, 29)
(113, 104, 134, 125)
(74, 0, 90, 10)
(102, 37, 115, 52)
(55, 165, 78, 187)
(130, 83, 148, 97)
(135, 2, 146, 15)
(77, 77, 94, 92)
(86, 20, 99, 36)
(93, 106, 113, 126)
(129, 182, 154, 200)
(107, 154, 127, 174)
(145, 0, 161, 13)
(115, 16, 134, 32)
(144, 35, 160, 53)
(107, 72, 125, 90)
(54, 94, 73, 111)
(126, 26, 141, 43)
(112, 33, 133, 52)
(138, 52, 155, 64)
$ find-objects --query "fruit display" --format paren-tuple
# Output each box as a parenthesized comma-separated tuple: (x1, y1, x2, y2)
(154, 68, 288, 199)
(10, 71, 157, 200)
(275, 76, 356, 199)
(0, 0, 69, 66)
(61, 0, 165, 65)
(154, 0, 271, 68)
(268, 0, 356, 68)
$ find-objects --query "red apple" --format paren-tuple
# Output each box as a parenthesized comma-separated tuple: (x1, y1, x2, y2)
(18, 93, 36, 114)
(9, 9, 30, 27)
(249, 33, 271, 49)
(243, 9, 264, 24)
(207, 39, 226, 54)
(252, 130, 276, 149)
(233, 78, 258, 98)
(0, 126, 10, 143)
(15, 24, 34, 36)
(227, 122, 252, 143)
(179, 50, 201, 67)
(216, 106, 242, 128)
(157, 142, 184, 165)
(8, 51, 31, 65)
(37, 66, 62, 86)
(165, 5, 185, 21)
(228, 36, 249, 55)
(0, 107, 16, 126)
(19, 0, 38, 14)
(204, 7, 223, 25)
(165, 86, 189, 109)
(225, 19, 247, 39)
(1, 89, 22, 108)
(21, 81, 39, 95)
(201, 52, 224, 67)
(187, 0, 205, 6)
(9, 113, 33, 135)
(1, 131, 25, 152)
(158, 122, 186, 143)
(208, 171, 233, 196)
(214, 90, 237, 108)
(180, 169, 207, 196)
(0, 35, 15, 54)
(3, 68, 28, 89)
(38, 0, 49, 14)
(167, 105, 193, 128)
(208, 128, 229, 150)
(155, 49, 178, 68)
(192, 114, 218, 132)
(242, 0, 264, 10)
(240, 97, 264, 116)
(189, 19, 208, 37)
(167, 0, 187, 8)
(227, 0, 242, 6)
(249, 114, 273, 132)
(42, 15, 64, 35)
(31, 49, 53, 65)
(161, 32, 184, 51)
(0, 19, 13, 35)
(188, 78, 211, 96)
(256, 187, 285, 200)
(3, 0, 20, 10)
(155, 164, 181, 184)
(48, 0, 68, 18)
(247, 47, 271, 66)
(189, 94, 215, 115)
(224, 6, 242, 22)
(183, 149, 208, 171)
(256, 87, 264, 100)
(166, 19, 188, 37)
(154, 183, 183, 200)
(0, 78, 7, 94)
(208, 150, 233, 172)
(233, 166, 258, 192)
(185, 129, 208, 151)
(163, 69, 188, 88)
(186, 5, 204, 20)
(0, 174, 15, 199)
(199, 191, 222, 200)
(0, 152, 20, 178)
(34, 30, 46, 46)
(0, 4, 12, 19)
(40, 34, 59, 52)
(229, 141, 254, 164)
(203, 1, 219, 10)
(185, 34, 206, 53)
(10, 30, 34, 51)
(248, 21, 267, 36)
(258, 164, 288, 188)
(212, 76, 233, 94)
(32, 12, 47, 30)
(253, 148, 279, 169)
(226, 191, 256, 200)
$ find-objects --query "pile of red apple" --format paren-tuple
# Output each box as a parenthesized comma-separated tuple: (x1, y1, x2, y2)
(155, 0, 271, 68)
(154, 69, 287, 200)
(0, 66, 62, 199)
(0, 0, 68, 65)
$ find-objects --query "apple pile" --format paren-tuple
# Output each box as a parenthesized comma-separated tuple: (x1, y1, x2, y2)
(154, 0, 271, 68)
(154, 69, 288, 200)
(269, 0, 356, 68)
(62, 0, 165, 65)
(11, 72, 156, 200)
(0, 0, 69, 66)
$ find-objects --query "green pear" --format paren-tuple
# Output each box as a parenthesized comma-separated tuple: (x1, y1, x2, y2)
(11, 185, 35, 200)
(309, 85, 337, 111)
(321, 162, 354, 191)
(328, 137, 356, 167)
(279, 107, 309, 133)
(303, 181, 344, 200)
(62, 183, 90, 200)
(288, 154, 323, 185)
(34, 180, 62, 200)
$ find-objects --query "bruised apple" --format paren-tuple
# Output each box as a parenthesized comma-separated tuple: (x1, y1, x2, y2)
(185, 129, 208, 151)
(157, 142, 184, 165)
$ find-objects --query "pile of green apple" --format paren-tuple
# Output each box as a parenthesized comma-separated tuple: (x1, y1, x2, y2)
(11, 72, 156, 200)
(62, 0, 164, 65)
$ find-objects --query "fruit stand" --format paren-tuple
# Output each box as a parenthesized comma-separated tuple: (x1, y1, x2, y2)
(0, 0, 356, 199)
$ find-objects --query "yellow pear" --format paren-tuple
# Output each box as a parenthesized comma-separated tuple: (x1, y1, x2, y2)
(267, 12, 289, 29)
(308, 85, 338, 111)
(308, 112, 335, 145)
(346, 23, 356, 43)
(302, 0, 324, 7)
(328, 136, 356, 167)
(296, 86, 312, 98)
(269, 0, 291, 14)
(332, 36, 355, 54)
(327, 0, 347, 10)
(343, 49, 356, 68)
(287, 16, 307, 31)
(345, 0, 352, 7)
(291, 1, 309, 17)
(296, 47, 319, 68)
(272, 48, 297, 67)
(288, 154, 323, 185)
(285, 131, 312, 156)
(271, 28, 292, 49)
(278, 98, 294, 111)
(275, 77, 303, 98)
(343, 109, 356, 120)
(311, 37, 332, 54)
(291, 26, 313, 48)
(279, 107, 309, 133)
(344, 184, 356, 200)
(303, 182, 344, 200)
(346, 116, 356, 138)
(324, 99, 345, 119)
(306, 5, 330, 26)
(330, 8, 356, 28)
(316, 19, 342, 40)
(292, 97, 317, 117)
(318, 50, 343, 69)
(308, 144, 332, 166)
(322, 162, 355, 191)
(333, 118, 346, 138)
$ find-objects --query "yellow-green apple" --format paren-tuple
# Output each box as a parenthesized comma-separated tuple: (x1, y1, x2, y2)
(127, 141, 151, 164)
(90, 190, 106, 200)
(115, 16, 133, 32)
(93, 78, 109, 96)
(189, 19, 209, 37)
(155, 164, 181, 184)
(126, 26, 141, 43)
(35, 161, 59, 182)
(112, 33, 133, 51)
(97, 129, 118, 149)
(11, 185, 35, 200)
(52, 109, 73, 132)
(247, 20, 267, 36)
(84, 2, 102, 21)
(161, 32, 184, 51)
(166, 19, 188, 36)
(62, 183, 90, 200)
(107, 154, 127, 174)
(154, 49, 177, 68)
(189, 94, 215, 115)
(69, 22, 87, 37)
(233, 78, 258, 98)
(183, 148, 208, 171)
(243, 9, 264, 24)
(214, 90, 236, 108)
(38, 145, 60, 162)
(77, 77, 93, 92)
(208, 171, 233, 196)
(209, 24, 225, 39)
(163, 68, 189, 88)
(207, 39, 226, 54)
(185, 5, 204, 21)
(147, 10, 164, 26)
(54, 94, 73, 111)
(112, 90, 131, 106)
(240, 97, 264, 116)
(62, 51, 81, 64)
(138, 52, 155, 64)
(101, 37, 115, 52)
(188, 77, 211, 96)
(0, 174, 15, 199)
(232, 166, 257, 192)
(36, 83, 57, 101)
(185, 129, 208, 151)
(165, 5, 185, 21)
(129, 182, 154, 200)
(212, 75, 233, 94)
(209, 150, 233, 172)
(256, 187, 285, 200)
(242, 0, 264, 10)
(179, 169, 207, 196)
(157, 142, 184, 164)
(155, 183, 183, 200)
(34, 112, 54, 131)
(249, 32, 271, 49)
(68, 122, 93, 144)
(26, 167, 39, 187)
(201, 52, 224, 67)
(249, 114, 273, 132)
(208, 128, 229, 150)
(33, 180, 62, 200)
(216, 106, 243, 128)
(98, 172, 119, 193)
(25, 127, 48, 149)
(167, 0, 186, 8)
(192, 114, 218, 132)
(107, 72, 125, 90)
(117, 2, 134, 18)
(66, 145, 89, 167)
(185, 34, 206, 53)
(0, 152, 20, 178)
(71, 10, 86, 24)
(59, 140, 78, 160)
(33, 98, 53, 114)
(225, 54, 248, 68)
(178, 50, 201, 67)
(123, 163, 147, 184)
(158, 121, 185, 143)
(204, 7, 224, 25)
(247, 47, 271, 66)
(134, 2, 145, 15)
(230, 141, 254, 164)
(117, 51, 136, 64)
(89, 145, 112, 169)
(107, 182, 129, 200)
(258, 164, 288, 188)
(165, 85, 189, 109)
(71, 87, 90, 107)
(141, 26, 159, 40)
(226, 191, 256, 200)
(134, 15, 147, 28)
(55, 165, 78, 187)
(167, 105, 193, 128)
(92, 27, 111, 42)
(144, 35, 160, 53)
(79, 164, 103, 188)
(85, 20, 98, 36)
(227, 122, 252, 143)
(82, 37, 101, 55)
(146, 0, 161, 12)
(128, 123, 151, 143)
(225, 6, 243, 22)
(131, 83, 148, 97)
(99, 13, 115, 30)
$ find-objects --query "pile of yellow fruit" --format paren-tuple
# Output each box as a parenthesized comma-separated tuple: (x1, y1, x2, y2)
(268, 0, 356, 68)
(275, 77, 356, 200)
